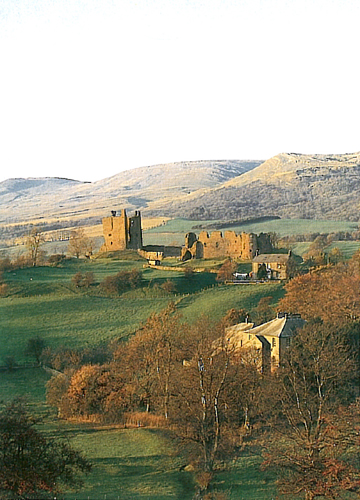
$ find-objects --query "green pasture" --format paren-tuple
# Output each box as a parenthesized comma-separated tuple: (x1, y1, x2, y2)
(290, 240, 360, 258)
(179, 282, 284, 323)
(0, 258, 280, 364)
(0, 256, 285, 499)
(0, 368, 279, 500)
(326, 241, 360, 258)
(143, 217, 359, 242)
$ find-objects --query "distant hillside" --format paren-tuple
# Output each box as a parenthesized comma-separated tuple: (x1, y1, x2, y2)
(146, 152, 360, 221)
(2, 153, 360, 245)
(0, 160, 260, 240)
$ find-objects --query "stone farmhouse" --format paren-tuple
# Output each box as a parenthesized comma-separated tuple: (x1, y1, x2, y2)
(225, 313, 305, 372)
(181, 230, 273, 261)
(252, 252, 293, 280)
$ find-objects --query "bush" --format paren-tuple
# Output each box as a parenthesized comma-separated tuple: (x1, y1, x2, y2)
(71, 272, 83, 288)
(0, 257, 12, 271)
(100, 268, 142, 294)
(47, 254, 66, 266)
(83, 271, 94, 288)
(160, 279, 177, 294)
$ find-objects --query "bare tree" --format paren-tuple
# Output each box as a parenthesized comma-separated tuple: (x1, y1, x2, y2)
(170, 318, 239, 494)
(26, 227, 44, 267)
(67, 228, 93, 259)
(262, 321, 359, 500)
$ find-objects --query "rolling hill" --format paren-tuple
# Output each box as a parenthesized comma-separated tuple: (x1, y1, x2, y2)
(0, 160, 260, 226)
(1, 152, 360, 244)
(146, 152, 360, 221)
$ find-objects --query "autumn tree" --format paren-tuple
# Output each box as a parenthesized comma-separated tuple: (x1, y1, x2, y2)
(47, 364, 129, 423)
(67, 228, 93, 259)
(0, 399, 91, 498)
(71, 271, 94, 288)
(26, 227, 44, 267)
(327, 246, 344, 265)
(117, 303, 182, 418)
(221, 308, 249, 328)
(252, 296, 274, 324)
(216, 259, 237, 282)
(278, 264, 360, 324)
(170, 317, 243, 494)
(160, 279, 177, 294)
(100, 268, 142, 294)
(262, 322, 359, 500)
(71, 271, 83, 287)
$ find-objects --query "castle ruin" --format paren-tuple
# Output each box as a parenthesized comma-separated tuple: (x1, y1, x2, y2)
(181, 230, 273, 261)
(100, 209, 273, 263)
(100, 209, 143, 252)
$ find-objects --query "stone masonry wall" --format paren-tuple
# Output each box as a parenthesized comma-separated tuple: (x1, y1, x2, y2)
(181, 230, 273, 261)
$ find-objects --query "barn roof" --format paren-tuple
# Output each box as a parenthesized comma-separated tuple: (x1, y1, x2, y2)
(252, 253, 290, 264)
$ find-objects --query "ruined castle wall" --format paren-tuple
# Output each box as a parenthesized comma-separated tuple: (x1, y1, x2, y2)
(240, 232, 256, 260)
(101, 209, 143, 252)
(101, 211, 128, 251)
(197, 230, 256, 260)
(128, 211, 143, 250)
(181, 230, 267, 261)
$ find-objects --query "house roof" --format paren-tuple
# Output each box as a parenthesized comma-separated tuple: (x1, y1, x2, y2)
(249, 316, 304, 338)
(226, 315, 305, 346)
(252, 253, 290, 264)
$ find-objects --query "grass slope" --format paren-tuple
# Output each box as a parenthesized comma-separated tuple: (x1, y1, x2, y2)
(0, 257, 285, 499)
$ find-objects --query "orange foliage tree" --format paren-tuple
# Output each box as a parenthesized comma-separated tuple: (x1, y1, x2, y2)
(278, 264, 360, 324)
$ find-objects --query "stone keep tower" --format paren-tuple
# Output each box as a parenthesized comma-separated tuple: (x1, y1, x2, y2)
(101, 209, 143, 252)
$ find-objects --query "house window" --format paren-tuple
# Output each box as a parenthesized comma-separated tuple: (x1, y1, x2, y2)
(248, 334, 252, 340)
(272, 338, 276, 348)
(240, 340, 243, 347)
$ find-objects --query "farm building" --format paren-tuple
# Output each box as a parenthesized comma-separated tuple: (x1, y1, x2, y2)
(225, 313, 305, 372)
(252, 252, 293, 280)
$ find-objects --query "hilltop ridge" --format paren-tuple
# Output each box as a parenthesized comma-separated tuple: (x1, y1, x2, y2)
(1, 153, 360, 244)
(147, 152, 360, 220)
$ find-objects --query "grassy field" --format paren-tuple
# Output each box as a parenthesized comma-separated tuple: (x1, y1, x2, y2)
(0, 250, 284, 500)
(0, 258, 283, 365)
(0, 368, 278, 500)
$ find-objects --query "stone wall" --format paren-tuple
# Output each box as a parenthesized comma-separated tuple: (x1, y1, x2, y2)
(101, 209, 142, 252)
(181, 230, 273, 261)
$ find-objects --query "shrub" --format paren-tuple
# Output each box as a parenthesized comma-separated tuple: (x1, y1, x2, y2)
(83, 271, 94, 288)
(100, 268, 142, 294)
(71, 272, 83, 288)
(0, 283, 8, 297)
(47, 254, 66, 266)
(160, 279, 177, 293)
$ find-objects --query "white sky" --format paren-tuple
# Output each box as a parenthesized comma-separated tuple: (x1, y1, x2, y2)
(0, 0, 359, 183)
